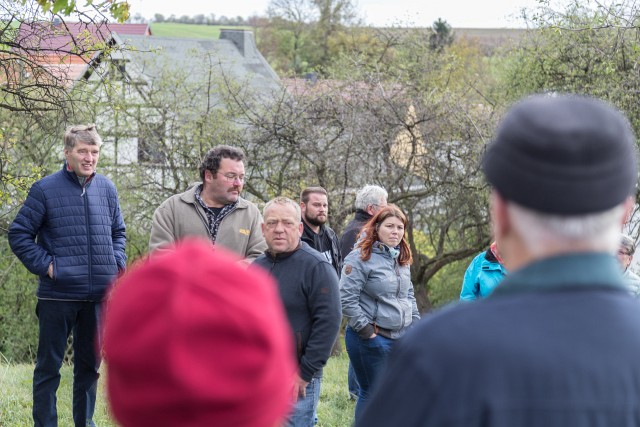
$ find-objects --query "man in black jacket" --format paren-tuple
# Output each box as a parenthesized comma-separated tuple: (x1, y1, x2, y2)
(300, 186, 342, 277)
(339, 185, 388, 261)
(338, 184, 387, 400)
(254, 197, 341, 427)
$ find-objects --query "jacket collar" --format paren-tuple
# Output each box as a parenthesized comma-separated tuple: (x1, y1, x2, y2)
(484, 248, 499, 263)
(302, 220, 325, 237)
(354, 209, 372, 222)
(482, 250, 507, 273)
(264, 241, 303, 261)
(62, 161, 95, 186)
(491, 252, 625, 297)
(372, 241, 395, 258)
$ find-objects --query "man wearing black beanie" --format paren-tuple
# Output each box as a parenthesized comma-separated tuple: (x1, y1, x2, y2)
(357, 94, 640, 427)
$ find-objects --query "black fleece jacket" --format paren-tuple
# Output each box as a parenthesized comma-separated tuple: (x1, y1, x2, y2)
(339, 210, 372, 262)
(301, 221, 342, 277)
(253, 242, 342, 382)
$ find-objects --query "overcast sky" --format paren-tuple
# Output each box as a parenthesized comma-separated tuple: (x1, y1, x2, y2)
(127, 0, 545, 28)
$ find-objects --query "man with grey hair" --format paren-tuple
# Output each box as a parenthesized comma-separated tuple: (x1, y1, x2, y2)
(358, 94, 640, 426)
(150, 145, 266, 261)
(339, 184, 387, 400)
(339, 185, 388, 260)
(253, 197, 341, 427)
(9, 124, 126, 427)
(618, 233, 640, 296)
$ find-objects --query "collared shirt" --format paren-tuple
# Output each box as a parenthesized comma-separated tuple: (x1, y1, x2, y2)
(194, 184, 237, 245)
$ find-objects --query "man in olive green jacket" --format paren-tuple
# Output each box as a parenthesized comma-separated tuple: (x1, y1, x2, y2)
(149, 145, 266, 262)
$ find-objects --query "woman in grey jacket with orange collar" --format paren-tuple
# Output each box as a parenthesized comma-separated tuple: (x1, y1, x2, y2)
(340, 205, 420, 421)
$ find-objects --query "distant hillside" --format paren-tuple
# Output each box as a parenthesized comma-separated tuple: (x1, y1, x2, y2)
(375, 26, 529, 54)
(149, 22, 250, 39)
(454, 28, 528, 52)
(147, 22, 527, 53)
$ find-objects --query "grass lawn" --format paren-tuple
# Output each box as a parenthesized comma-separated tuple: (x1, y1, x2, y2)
(0, 352, 355, 426)
(149, 23, 252, 39)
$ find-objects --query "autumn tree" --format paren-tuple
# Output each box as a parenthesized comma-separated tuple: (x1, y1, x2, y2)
(0, 0, 129, 114)
(496, 0, 640, 227)
(266, 0, 317, 73)
(311, 0, 358, 67)
(429, 18, 454, 52)
(0, 0, 131, 213)
(258, 0, 363, 74)
(224, 28, 496, 310)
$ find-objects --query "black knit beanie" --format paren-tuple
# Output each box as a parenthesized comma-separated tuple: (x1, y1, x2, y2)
(482, 94, 638, 214)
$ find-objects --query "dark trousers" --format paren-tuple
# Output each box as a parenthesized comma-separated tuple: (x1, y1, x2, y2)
(348, 362, 359, 397)
(345, 326, 394, 422)
(33, 300, 101, 427)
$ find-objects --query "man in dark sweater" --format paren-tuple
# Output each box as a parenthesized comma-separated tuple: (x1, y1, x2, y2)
(300, 186, 342, 277)
(254, 197, 341, 427)
(358, 95, 640, 426)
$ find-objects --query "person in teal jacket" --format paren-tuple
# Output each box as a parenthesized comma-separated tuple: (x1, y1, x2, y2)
(460, 242, 506, 300)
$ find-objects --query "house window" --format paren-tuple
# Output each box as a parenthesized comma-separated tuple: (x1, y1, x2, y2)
(138, 123, 165, 163)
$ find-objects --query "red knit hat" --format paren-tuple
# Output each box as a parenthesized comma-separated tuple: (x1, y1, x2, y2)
(103, 239, 295, 427)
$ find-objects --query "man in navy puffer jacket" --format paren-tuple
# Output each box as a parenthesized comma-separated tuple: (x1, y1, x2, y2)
(9, 124, 126, 427)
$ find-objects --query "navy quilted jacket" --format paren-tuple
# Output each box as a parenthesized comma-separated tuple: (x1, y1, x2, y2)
(8, 163, 126, 301)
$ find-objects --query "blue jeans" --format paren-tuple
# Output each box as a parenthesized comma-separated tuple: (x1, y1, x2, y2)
(345, 326, 394, 422)
(348, 362, 359, 397)
(286, 377, 321, 427)
(33, 300, 101, 427)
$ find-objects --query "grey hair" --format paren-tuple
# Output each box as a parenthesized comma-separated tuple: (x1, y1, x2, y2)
(263, 197, 302, 222)
(64, 124, 102, 150)
(620, 233, 636, 256)
(355, 185, 388, 210)
(507, 201, 626, 255)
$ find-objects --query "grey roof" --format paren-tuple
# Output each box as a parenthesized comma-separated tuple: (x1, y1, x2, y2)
(111, 31, 280, 93)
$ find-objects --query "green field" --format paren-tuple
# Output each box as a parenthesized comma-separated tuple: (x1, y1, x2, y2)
(149, 23, 252, 39)
(0, 351, 355, 427)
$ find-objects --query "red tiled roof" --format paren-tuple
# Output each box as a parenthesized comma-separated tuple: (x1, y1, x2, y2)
(12, 22, 150, 86)
(16, 21, 151, 54)
(96, 23, 151, 36)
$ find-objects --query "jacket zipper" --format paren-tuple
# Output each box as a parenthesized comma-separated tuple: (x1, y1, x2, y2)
(82, 180, 92, 299)
(395, 260, 404, 327)
(194, 204, 209, 232)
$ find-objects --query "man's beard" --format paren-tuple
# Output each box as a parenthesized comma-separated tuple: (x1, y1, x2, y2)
(305, 212, 326, 227)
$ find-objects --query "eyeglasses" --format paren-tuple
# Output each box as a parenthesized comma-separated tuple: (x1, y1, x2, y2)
(216, 172, 246, 183)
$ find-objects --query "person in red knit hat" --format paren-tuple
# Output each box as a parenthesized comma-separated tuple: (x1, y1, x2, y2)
(102, 239, 296, 427)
